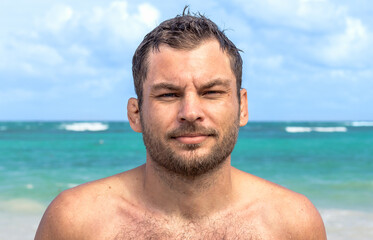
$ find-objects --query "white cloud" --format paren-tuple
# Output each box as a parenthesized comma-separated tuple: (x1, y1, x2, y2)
(320, 17, 370, 66)
(1, 0, 372, 120)
(136, 3, 161, 28)
(234, 0, 347, 31)
(0, 0, 162, 115)
(296, 0, 346, 26)
(1, 40, 64, 74)
(233, 0, 373, 69)
(103, 1, 160, 42)
(1, 1, 160, 80)
(68, 44, 90, 58)
(42, 5, 75, 32)
(25, 43, 64, 66)
(43, 1, 161, 43)
(248, 55, 284, 73)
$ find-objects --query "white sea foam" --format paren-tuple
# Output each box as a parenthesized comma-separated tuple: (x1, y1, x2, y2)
(61, 122, 108, 132)
(320, 209, 373, 240)
(350, 121, 373, 127)
(285, 127, 312, 133)
(285, 126, 347, 133)
(313, 127, 347, 132)
(0, 126, 7, 131)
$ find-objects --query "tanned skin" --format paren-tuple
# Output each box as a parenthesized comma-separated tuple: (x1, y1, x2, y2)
(35, 40, 327, 240)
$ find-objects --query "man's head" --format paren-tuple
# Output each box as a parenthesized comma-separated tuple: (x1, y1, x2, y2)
(132, 9, 242, 109)
(128, 9, 248, 177)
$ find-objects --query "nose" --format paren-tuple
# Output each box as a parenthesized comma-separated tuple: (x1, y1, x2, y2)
(177, 93, 204, 123)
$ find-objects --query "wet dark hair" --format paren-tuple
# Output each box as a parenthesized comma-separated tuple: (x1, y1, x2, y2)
(132, 7, 243, 108)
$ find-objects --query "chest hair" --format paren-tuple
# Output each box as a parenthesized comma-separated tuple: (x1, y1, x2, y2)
(113, 213, 263, 240)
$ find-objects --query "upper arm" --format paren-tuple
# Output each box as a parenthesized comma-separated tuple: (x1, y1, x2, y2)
(290, 194, 327, 240)
(35, 190, 83, 240)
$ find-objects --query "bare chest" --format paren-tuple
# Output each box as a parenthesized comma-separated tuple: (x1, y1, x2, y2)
(101, 213, 277, 240)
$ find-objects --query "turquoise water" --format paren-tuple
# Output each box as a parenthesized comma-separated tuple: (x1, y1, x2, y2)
(0, 121, 372, 212)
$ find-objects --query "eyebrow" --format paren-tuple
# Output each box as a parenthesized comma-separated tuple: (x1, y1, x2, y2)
(151, 83, 181, 92)
(200, 79, 231, 90)
(151, 79, 231, 91)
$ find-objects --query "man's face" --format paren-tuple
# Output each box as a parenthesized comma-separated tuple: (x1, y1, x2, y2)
(139, 40, 244, 177)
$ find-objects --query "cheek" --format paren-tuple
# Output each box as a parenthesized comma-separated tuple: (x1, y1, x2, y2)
(205, 100, 239, 126)
(142, 103, 176, 131)
(208, 93, 239, 114)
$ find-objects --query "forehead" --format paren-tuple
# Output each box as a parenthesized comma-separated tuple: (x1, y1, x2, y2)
(145, 40, 235, 87)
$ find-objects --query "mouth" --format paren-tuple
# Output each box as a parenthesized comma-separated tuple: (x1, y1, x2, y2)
(172, 134, 210, 144)
(167, 125, 218, 145)
(170, 131, 217, 145)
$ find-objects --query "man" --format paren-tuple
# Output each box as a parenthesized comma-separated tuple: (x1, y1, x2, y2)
(35, 10, 326, 240)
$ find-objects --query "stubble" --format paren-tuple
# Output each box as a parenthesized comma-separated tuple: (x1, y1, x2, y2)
(141, 117, 239, 177)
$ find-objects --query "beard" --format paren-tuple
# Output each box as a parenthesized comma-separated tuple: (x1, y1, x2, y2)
(141, 117, 239, 177)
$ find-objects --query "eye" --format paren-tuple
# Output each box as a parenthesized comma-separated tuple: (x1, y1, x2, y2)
(158, 93, 178, 98)
(203, 90, 224, 96)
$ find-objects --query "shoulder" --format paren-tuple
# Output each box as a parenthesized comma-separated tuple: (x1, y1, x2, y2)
(35, 176, 116, 240)
(233, 169, 326, 239)
(281, 192, 327, 239)
(35, 169, 143, 240)
(34, 184, 92, 240)
(272, 188, 326, 239)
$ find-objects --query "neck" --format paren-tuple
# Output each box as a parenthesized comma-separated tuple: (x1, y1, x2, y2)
(141, 156, 234, 219)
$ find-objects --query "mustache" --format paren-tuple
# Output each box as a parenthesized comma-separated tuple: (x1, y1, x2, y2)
(167, 123, 219, 139)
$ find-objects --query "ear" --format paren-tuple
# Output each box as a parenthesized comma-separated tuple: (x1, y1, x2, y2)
(127, 98, 142, 133)
(239, 88, 249, 127)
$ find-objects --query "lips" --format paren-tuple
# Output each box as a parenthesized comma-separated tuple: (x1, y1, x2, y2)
(172, 133, 210, 144)
(170, 130, 218, 145)
(167, 124, 219, 145)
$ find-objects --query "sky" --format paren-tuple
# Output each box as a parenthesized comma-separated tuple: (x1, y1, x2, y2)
(0, 0, 372, 121)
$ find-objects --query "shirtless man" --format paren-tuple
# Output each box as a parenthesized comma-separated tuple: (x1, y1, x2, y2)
(35, 11, 327, 240)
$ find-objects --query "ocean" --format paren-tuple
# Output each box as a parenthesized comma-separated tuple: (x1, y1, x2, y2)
(0, 121, 372, 239)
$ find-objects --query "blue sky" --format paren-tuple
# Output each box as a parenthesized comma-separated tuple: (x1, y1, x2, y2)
(1, 0, 372, 121)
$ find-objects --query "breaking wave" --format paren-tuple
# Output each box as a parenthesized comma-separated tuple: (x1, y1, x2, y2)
(350, 121, 373, 127)
(285, 126, 347, 133)
(60, 122, 109, 132)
